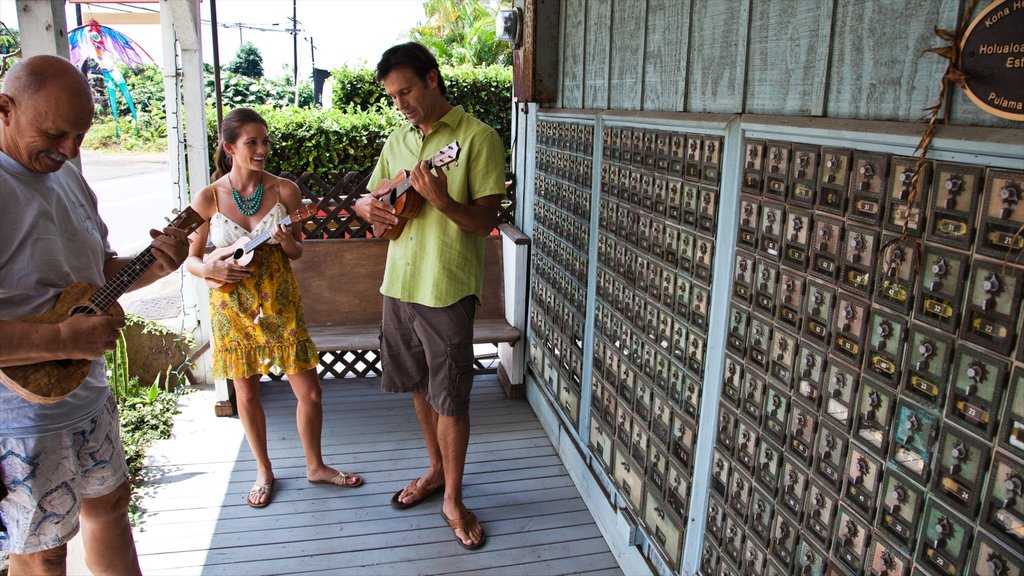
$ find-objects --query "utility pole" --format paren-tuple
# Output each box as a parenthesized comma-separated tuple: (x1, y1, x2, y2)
(292, 0, 298, 105)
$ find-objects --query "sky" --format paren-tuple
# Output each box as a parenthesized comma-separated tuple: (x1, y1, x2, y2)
(0, 0, 429, 77)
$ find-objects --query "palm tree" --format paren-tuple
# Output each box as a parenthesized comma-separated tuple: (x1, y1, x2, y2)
(410, 0, 512, 67)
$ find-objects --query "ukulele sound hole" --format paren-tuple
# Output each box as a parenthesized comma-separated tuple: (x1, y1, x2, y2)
(233, 248, 246, 260)
(69, 304, 99, 316)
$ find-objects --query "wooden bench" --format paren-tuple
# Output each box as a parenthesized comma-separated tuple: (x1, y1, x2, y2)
(212, 223, 530, 411)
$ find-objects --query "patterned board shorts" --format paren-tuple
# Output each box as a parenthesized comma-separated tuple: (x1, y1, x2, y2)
(0, 395, 128, 555)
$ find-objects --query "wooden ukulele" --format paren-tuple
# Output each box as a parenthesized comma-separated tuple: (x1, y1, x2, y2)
(204, 202, 319, 292)
(0, 207, 206, 405)
(372, 140, 461, 240)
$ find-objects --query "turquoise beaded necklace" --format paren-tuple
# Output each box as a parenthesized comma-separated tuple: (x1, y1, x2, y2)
(229, 175, 264, 216)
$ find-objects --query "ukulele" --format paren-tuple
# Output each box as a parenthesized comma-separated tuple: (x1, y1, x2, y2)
(204, 202, 319, 292)
(372, 140, 461, 240)
(0, 207, 206, 405)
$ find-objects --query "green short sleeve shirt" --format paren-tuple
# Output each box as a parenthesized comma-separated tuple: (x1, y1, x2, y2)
(368, 106, 505, 308)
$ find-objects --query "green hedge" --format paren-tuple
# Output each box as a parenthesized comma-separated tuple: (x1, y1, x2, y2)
(206, 104, 404, 176)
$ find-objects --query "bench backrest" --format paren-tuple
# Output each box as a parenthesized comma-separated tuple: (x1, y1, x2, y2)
(291, 235, 506, 327)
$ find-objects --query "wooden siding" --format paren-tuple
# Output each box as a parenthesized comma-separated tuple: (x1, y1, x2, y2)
(584, 0, 612, 109)
(745, 0, 833, 116)
(608, 0, 646, 110)
(546, 0, 1012, 127)
(641, 0, 690, 112)
(133, 376, 623, 575)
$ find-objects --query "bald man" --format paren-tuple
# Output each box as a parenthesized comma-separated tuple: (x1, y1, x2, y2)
(0, 55, 189, 575)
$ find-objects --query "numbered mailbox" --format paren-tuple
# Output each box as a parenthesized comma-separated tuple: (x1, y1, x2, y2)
(865, 309, 908, 387)
(770, 326, 799, 388)
(660, 263, 676, 309)
(783, 208, 813, 270)
(794, 536, 830, 576)
(811, 214, 845, 282)
(788, 399, 818, 467)
(754, 258, 780, 317)
(703, 136, 723, 184)
(631, 129, 645, 167)
(891, 399, 941, 484)
(682, 181, 700, 229)
(759, 202, 786, 261)
(961, 260, 1023, 355)
(743, 140, 767, 196)
(743, 366, 769, 426)
(763, 383, 791, 446)
(679, 228, 696, 276)
(644, 489, 684, 570)
(727, 304, 750, 359)
(684, 133, 704, 181)
(629, 168, 643, 206)
(878, 465, 926, 552)
(929, 161, 983, 250)
(779, 455, 811, 519)
(756, 438, 785, 497)
(733, 249, 756, 305)
(805, 280, 837, 348)
(833, 293, 871, 369)
(933, 422, 992, 518)
(702, 539, 723, 576)
(796, 343, 828, 409)
(669, 133, 686, 175)
(854, 377, 897, 456)
(613, 439, 644, 512)
(764, 142, 791, 200)
(656, 306, 673, 353)
(650, 220, 666, 263)
(840, 224, 880, 297)
(655, 131, 672, 174)
(875, 235, 919, 315)
(750, 486, 777, 547)
(722, 510, 746, 567)
(722, 353, 745, 410)
(589, 414, 615, 474)
(917, 498, 974, 576)
(804, 479, 839, 549)
(834, 504, 873, 576)
(667, 461, 690, 519)
(675, 273, 691, 323)
(845, 443, 884, 520)
(948, 345, 1009, 439)
(739, 195, 761, 251)
(691, 282, 711, 335)
(640, 172, 655, 212)
(728, 467, 753, 520)
(717, 407, 739, 461)
(648, 443, 670, 495)
(1001, 367, 1024, 458)
(669, 361, 686, 410)
(969, 529, 1024, 576)
(558, 375, 580, 428)
(601, 379, 618, 429)
(654, 347, 671, 393)
(651, 390, 673, 448)
(670, 409, 697, 470)
(824, 359, 860, 432)
(615, 400, 634, 446)
(885, 155, 932, 238)
(818, 148, 854, 215)
(917, 245, 971, 333)
(848, 151, 891, 226)
(735, 415, 761, 475)
(866, 537, 912, 576)
(777, 269, 806, 332)
(770, 510, 801, 570)
(667, 177, 684, 223)
(789, 143, 820, 208)
(635, 378, 653, 427)
(707, 493, 727, 544)
(978, 168, 1024, 260)
(684, 368, 702, 419)
(743, 539, 770, 576)
(694, 234, 715, 284)
(980, 452, 1024, 547)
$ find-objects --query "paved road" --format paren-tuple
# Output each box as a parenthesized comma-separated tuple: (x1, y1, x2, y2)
(79, 150, 179, 256)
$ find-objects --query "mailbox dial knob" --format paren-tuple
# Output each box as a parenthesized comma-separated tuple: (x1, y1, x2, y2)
(946, 176, 964, 193)
(983, 272, 1002, 294)
(877, 319, 892, 340)
(860, 164, 875, 177)
(889, 485, 906, 514)
(880, 551, 896, 569)
(1000, 184, 1019, 204)
(987, 553, 1007, 575)
(841, 519, 858, 541)
(899, 168, 915, 185)
(919, 341, 934, 360)
(827, 155, 839, 169)
(934, 517, 952, 549)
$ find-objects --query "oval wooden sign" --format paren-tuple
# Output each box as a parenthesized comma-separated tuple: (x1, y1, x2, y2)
(959, 0, 1024, 121)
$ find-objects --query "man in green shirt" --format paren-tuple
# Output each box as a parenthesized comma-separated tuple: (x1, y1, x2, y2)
(354, 42, 504, 551)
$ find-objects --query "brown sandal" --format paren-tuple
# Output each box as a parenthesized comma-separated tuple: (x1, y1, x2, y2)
(441, 510, 486, 550)
(391, 478, 444, 510)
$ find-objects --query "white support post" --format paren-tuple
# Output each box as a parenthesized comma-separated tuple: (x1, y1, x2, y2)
(15, 0, 69, 59)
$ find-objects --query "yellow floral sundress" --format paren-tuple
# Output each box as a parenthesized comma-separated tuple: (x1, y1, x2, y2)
(207, 198, 318, 379)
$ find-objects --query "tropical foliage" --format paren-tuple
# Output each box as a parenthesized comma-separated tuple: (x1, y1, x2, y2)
(225, 41, 264, 78)
(411, 0, 513, 66)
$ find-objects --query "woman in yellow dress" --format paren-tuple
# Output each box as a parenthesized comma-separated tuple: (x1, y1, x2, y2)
(185, 108, 363, 508)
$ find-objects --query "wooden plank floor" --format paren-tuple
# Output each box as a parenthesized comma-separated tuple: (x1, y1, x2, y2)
(132, 374, 625, 576)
